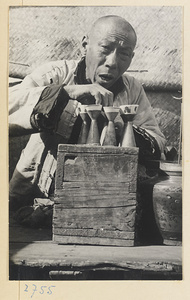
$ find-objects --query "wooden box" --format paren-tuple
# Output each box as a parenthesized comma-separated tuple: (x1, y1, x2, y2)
(53, 145, 139, 246)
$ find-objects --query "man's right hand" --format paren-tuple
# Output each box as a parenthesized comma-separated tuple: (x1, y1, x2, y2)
(64, 84, 114, 107)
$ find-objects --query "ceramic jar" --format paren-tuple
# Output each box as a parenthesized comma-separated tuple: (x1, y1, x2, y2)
(153, 162, 182, 246)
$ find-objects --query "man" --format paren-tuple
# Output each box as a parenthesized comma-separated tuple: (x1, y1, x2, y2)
(9, 15, 166, 212)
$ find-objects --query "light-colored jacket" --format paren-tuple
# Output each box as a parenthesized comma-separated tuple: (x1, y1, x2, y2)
(9, 59, 166, 199)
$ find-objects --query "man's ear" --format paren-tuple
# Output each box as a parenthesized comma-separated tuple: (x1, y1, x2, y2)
(81, 36, 89, 56)
(82, 36, 88, 49)
(82, 36, 88, 56)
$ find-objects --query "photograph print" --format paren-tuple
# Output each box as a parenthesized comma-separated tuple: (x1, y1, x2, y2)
(9, 6, 182, 281)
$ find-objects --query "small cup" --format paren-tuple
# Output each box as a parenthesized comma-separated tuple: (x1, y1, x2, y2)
(120, 104, 139, 115)
(78, 104, 88, 115)
(86, 104, 102, 112)
(103, 106, 120, 114)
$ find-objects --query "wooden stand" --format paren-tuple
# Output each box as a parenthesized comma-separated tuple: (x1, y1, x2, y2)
(77, 105, 90, 144)
(53, 145, 139, 246)
(120, 104, 138, 147)
(86, 104, 102, 145)
(102, 107, 120, 146)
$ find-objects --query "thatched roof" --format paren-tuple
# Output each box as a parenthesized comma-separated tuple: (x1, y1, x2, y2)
(9, 6, 182, 90)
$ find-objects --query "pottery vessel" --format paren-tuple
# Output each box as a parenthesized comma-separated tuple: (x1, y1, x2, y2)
(119, 104, 139, 122)
(77, 105, 91, 144)
(86, 104, 102, 145)
(102, 106, 120, 146)
(153, 162, 182, 246)
(119, 104, 139, 147)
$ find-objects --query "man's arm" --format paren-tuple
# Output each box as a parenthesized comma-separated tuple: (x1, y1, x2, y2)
(9, 60, 114, 136)
(133, 86, 166, 154)
(122, 74, 166, 154)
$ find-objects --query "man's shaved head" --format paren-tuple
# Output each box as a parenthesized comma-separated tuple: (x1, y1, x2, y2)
(88, 15, 137, 48)
(84, 15, 137, 88)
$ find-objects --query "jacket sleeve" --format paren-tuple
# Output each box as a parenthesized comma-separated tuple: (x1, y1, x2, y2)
(126, 76, 166, 154)
(9, 60, 77, 136)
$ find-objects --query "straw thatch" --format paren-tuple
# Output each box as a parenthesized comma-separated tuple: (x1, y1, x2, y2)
(9, 6, 182, 90)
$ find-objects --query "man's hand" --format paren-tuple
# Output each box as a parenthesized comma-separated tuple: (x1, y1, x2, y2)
(64, 84, 113, 106)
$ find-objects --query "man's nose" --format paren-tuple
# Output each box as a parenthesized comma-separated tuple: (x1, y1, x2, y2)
(105, 50, 118, 69)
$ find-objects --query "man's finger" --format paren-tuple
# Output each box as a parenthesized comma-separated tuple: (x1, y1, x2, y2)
(94, 91, 102, 105)
(108, 92, 114, 106)
(102, 93, 109, 107)
(98, 86, 113, 106)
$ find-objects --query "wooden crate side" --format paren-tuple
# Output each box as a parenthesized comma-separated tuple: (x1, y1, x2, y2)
(63, 154, 137, 182)
(55, 145, 139, 190)
(58, 144, 139, 155)
(54, 192, 136, 208)
(53, 228, 134, 239)
(53, 205, 136, 232)
(55, 179, 137, 195)
(53, 235, 134, 247)
(54, 145, 138, 246)
(55, 151, 66, 189)
(55, 181, 136, 205)
(59, 181, 131, 190)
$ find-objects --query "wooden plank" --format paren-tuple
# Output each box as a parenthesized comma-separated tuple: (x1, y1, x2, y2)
(63, 154, 137, 182)
(55, 145, 138, 189)
(55, 185, 136, 206)
(54, 194, 136, 208)
(9, 218, 182, 273)
(54, 144, 138, 246)
(58, 144, 139, 155)
(53, 206, 136, 231)
(60, 181, 132, 189)
(55, 151, 65, 189)
(53, 228, 134, 240)
(9, 240, 182, 269)
(56, 180, 136, 194)
(53, 235, 134, 246)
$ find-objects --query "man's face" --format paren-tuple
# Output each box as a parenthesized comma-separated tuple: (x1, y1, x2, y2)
(85, 20, 136, 89)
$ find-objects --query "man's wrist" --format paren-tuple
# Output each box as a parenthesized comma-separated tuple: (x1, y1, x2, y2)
(30, 84, 70, 131)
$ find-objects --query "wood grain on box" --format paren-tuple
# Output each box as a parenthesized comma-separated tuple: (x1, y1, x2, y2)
(53, 145, 138, 246)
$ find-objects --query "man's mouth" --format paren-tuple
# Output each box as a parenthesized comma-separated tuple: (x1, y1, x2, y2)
(98, 74, 115, 82)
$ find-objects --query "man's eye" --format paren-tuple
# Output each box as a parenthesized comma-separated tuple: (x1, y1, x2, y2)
(120, 52, 130, 57)
(119, 52, 131, 60)
(101, 46, 110, 53)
